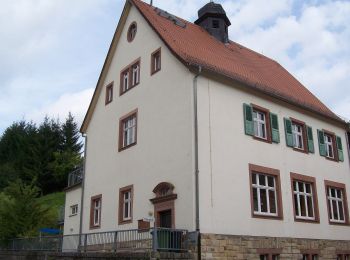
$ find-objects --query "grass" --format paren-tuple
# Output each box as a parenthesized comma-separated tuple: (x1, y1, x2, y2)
(37, 192, 65, 218)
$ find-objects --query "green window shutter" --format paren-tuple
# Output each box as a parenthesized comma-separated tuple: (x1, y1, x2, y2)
(306, 126, 314, 153)
(284, 118, 293, 147)
(317, 129, 326, 156)
(336, 136, 344, 162)
(243, 103, 254, 136)
(270, 113, 280, 143)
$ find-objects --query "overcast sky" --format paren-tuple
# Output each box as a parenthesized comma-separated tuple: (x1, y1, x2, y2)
(0, 0, 349, 134)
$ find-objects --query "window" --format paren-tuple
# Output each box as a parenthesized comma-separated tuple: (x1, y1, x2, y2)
(120, 59, 140, 95)
(292, 123, 304, 150)
(105, 83, 113, 105)
(257, 249, 282, 260)
(302, 254, 319, 260)
(301, 250, 320, 260)
(131, 62, 140, 86)
(70, 204, 78, 216)
(151, 48, 161, 75)
(90, 195, 102, 229)
(119, 185, 133, 224)
(243, 104, 280, 143)
(317, 130, 343, 162)
(325, 133, 334, 158)
(325, 180, 349, 225)
(337, 254, 350, 260)
(254, 110, 267, 140)
(284, 117, 314, 153)
(118, 109, 137, 151)
(127, 22, 137, 42)
(290, 173, 319, 223)
(249, 164, 283, 219)
(260, 255, 279, 260)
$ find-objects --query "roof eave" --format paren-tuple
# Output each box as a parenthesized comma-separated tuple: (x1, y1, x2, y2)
(187, 63, 348, 128)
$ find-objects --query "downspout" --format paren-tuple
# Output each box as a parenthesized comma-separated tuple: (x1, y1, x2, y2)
(193, 65, 202, 259)
(78, 134, 87, 251)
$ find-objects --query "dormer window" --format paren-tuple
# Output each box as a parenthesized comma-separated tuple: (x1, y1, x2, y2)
(212, 20, 220, 28)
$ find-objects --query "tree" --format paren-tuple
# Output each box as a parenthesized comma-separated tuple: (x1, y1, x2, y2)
(61, 112, 83, 153)
(0, 180, 54, 241)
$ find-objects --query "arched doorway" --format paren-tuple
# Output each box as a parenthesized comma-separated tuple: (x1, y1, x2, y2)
(150, 182, 177, 228)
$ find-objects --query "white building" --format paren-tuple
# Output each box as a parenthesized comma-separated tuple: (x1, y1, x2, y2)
(64, 0, 350, 259)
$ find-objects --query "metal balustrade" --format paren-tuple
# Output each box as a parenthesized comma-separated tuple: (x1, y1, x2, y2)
(67, 166, 83, 187)
(1, 227, 188, 253)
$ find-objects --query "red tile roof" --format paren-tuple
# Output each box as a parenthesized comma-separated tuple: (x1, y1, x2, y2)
(131, 0, 343, 123)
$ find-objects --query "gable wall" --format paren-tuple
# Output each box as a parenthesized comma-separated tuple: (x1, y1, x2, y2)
(81, 5, 195, 233)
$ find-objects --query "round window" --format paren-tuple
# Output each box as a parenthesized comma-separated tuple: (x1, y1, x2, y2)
(127, 22, 137, 42)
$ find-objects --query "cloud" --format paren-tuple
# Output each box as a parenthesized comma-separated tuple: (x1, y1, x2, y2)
(27, 88, 94, 128)
(1, 0, 349, 135)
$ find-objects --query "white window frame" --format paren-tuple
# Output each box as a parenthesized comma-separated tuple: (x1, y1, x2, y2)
(253, 110, 267, 139)
(292, 123, 304, 150)
(293, 181, 315, 220)
(132, 63, 140, 86)
(123, 70, 129, 92)
(123, 190, 132, 221)
(327, 187, 346, 223)
(70, 204, 78, 216)
(252, 173, 278, 216)
(325, 134, 334, 158)
(93, 199, 101, 226)
(122, 116, 136, 148)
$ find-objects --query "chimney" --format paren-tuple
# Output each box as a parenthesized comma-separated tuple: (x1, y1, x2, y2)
(194, 1, 231, 43)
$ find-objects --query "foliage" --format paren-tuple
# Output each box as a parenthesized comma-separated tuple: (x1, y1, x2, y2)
(0, 180, 56, 240)
(0, 113, 83, 193)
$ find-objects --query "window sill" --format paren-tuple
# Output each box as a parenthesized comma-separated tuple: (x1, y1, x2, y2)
(119, 219, 133, 225)
(293, 147, 308, 154)
(252, 213, 283, 220)
(118, 142, 137, 152)
(69, 214, 78, 217)
(253, 136, 272, 144)
(294, 217, 319, 224)
(89, 225, 101, 230)
(326, 156, 339, 162)
(328, 220, 349, 226)
(120, 83, 139, 96)
(151, 68, 161, 75)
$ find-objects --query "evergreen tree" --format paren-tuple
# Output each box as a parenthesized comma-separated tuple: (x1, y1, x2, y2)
(0, 180, 54, 241)
(61, 112, 83, 153)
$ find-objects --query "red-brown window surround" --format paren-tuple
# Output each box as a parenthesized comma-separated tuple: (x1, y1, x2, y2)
(90, 194, 102, 229)
(120, 58, 141, 96)
(323, 130, 338, 162)
(300, 249, 320, 260)
(127, 22, 137, 42)
(118, 185, 133, 225)
(249, 163, 283, 220)
(151, 48, 161, 75)
(257, 249, 282, 260)
(252, 104, 272, 143)
(290, 117, 308, 154)
(324, 180, 350, 226)
(336, 251, 350, 260)
(290, 173, 320, 223)
(105, 82, 113, 105)
(118, 109, 138, 152)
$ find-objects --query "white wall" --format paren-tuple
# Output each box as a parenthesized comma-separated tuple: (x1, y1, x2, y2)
(63, 186, 82, 235)
(197, 75, 350, 240)
(81, 5, 195, 233)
